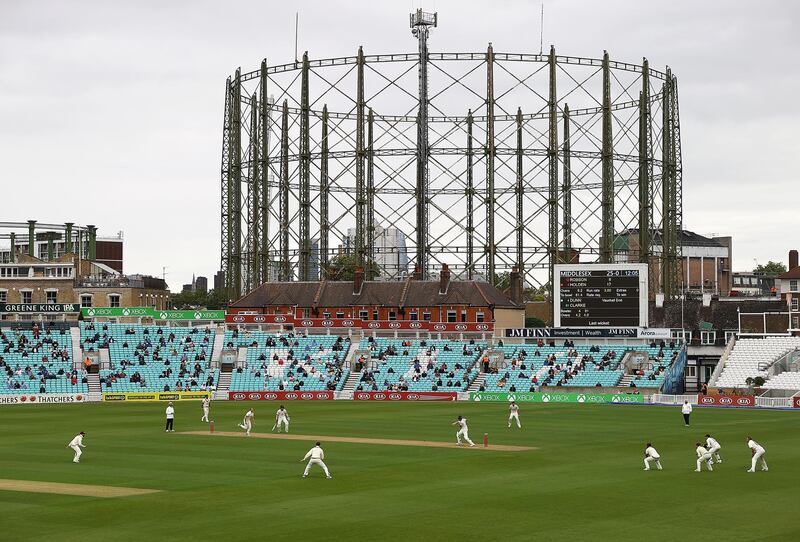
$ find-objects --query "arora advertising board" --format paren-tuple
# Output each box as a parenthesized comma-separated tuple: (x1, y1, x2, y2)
(353, 391, 457, 401)
(0, 393, 86, 405)
(227, 391, 333, 401)
(697, 394, 755, 407)
(102, 392, 211, 402)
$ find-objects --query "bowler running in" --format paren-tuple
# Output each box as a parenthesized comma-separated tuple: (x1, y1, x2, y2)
(201, 397, 210, 423)
(238, 408, 255, 435)
(452, 415, 476, 447)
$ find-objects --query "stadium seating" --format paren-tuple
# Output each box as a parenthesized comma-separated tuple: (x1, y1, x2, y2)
(80, 322, 218, 393)
(761, 371, 800, 390)
(627, 345, 683, 389)
(356, 338, 485, 392)
(715, 337, 800, 388)
(226, 331, 350, 392)
(1, 325, 86, 394)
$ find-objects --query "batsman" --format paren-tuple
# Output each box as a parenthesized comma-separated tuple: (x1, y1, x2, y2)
(274, 405, 291, 433)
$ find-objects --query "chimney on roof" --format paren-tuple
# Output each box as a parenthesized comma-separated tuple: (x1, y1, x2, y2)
(790, 250, 799, 271)
(412, 264, 423, 281)
(353, 266, 365, 295)
(509, 266, 523, 305)
(439, 263, 451, 294)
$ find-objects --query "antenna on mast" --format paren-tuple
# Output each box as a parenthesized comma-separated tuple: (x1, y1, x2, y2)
(294, 12, 299, 64)
(539, 4, 544, 55)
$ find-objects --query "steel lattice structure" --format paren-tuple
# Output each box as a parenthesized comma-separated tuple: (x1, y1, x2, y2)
(220, 11, 683, 302)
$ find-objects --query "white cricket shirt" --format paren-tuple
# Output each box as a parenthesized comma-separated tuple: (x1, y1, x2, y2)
(681, 403, 693, 414)
(696, 446, 709, 457)
(304, 446, 324, 460)
(748, 439, 765, 454)
(706, 437, 720, 449)
(166, 406, 175, 419)
(68, 434, 84, 447)
(645, 446, 660, 459)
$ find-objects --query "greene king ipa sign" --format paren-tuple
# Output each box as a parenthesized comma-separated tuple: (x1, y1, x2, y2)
(0, 303, 80, 313)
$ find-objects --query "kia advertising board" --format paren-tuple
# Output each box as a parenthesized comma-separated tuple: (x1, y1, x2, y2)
(353, 391, 457, 401)
(227, 391, 333, 401)
(697, 395, 755, 407)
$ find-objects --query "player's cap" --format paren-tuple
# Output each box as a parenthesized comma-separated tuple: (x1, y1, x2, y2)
(80, 431, 85, 435)
(316, 441, 321, 446)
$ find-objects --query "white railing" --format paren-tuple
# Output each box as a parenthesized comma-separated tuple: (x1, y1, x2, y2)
(755, 396, 794, 409)
(708, 335, 736, 387)
(649, 393, 698, 405)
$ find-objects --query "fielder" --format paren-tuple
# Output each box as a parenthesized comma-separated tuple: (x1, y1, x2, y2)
(275, 405, 290, 433)
(238, 408, 255, 435)
(67, 431, 86, 463)
(301, 441, 331, 478)
(746, 436, 768, 473)
(452, 415, 476, 447)
(705, 433, 722, 463)
(695, 442, 714, 472)
(643, 442, 662, 470)
(201, 397, 210, 423)
(508, 400, 521, 428)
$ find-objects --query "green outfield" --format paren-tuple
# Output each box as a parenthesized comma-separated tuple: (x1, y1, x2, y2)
(1, 401, 798, 541)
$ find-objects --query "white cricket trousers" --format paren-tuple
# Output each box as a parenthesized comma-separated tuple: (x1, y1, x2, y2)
(304, 458, 330, 477)
(277, 418, 289, 432)
(70, 445, 82, 463)
(696, 453, 713, 471)
(456, 428, 475, 446)
(202, 408, 209, 422)
(707, 445, 721, 462)
(750, 451, 768, 471)
(508, 413, 521, 428)
(643, 457, 662, 470)
(239, 420, 252, 434)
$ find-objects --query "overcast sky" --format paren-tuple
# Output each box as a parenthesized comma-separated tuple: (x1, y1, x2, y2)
(1, 0, 798, 291)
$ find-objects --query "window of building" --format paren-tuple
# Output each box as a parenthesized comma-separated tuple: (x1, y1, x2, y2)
(46, 290, 58, 304)
(409, 312, 418, 321)
(336, 311, 344, 319)
(0, 290, 5, 303)
(388, 311, 396, 321)
(476, 312, 485, 323)
(423, 312, 431, 321)
(447, 310, 457, 323)
(372, 310, 379, 321)
(793, 316, 799, 330)
(724, 331, 737, 343)
(461, 310, 467, 322)
(302, 308, 311, 318)
(0, 267, 19, 278)
(686, 365, 697, 377)
(788, 279, 798, 292)
(792, 298, 799, 311)
(672, 329, 692, 342)
(80, 294, 93, 308)
(21, 290, 32, 304)
(359, 310, 368, 321)
(700, 331, 716, 345)
(109, 294, 121, 308)
(323, 311, 331, 319)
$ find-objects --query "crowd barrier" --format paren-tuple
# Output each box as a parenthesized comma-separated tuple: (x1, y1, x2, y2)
(353, 391, 457, 401)
(228, 391, 333, 401)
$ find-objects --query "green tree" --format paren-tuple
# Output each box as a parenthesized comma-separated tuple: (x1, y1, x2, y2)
(324, 253, 380, 281)
(171, 289, 228, 310)
(753, 261, 787, 275)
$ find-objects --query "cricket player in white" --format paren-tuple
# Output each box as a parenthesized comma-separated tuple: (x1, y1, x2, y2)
(201, 397, 210, 423)
(238, 408, 255, 435)
(301, 441, 331, 478)
(452, 415, 476, 446)
(508, 400, 521, 428)
(746, 436, 768, 473)
(643, 443, 662, 470)
(705, 434, 722, 463)
(695, 442, 714, 472)
(67, 431, 86, 463)
(275, 405, 290, 433)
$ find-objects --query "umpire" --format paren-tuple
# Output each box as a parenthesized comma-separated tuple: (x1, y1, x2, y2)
(165, 401, 175, 432)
